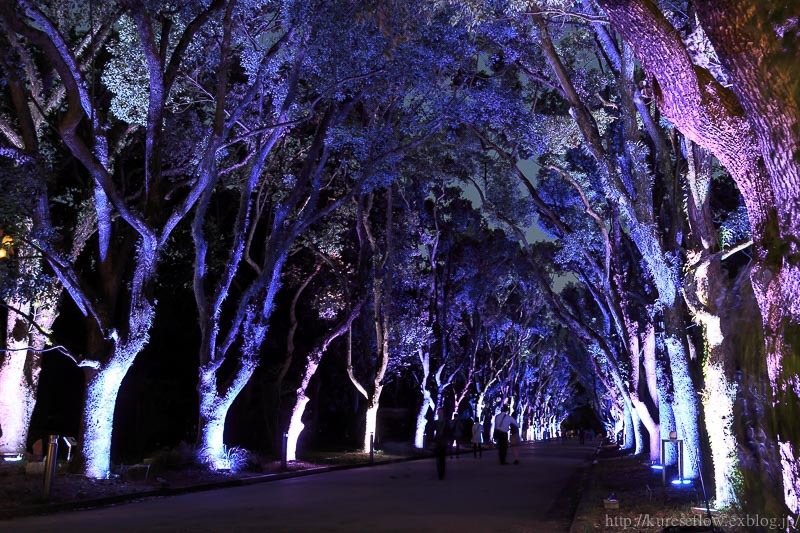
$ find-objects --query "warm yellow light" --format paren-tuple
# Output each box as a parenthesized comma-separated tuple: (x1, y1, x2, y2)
(0, 248, 7, 259)
(1, 235, 11, 246)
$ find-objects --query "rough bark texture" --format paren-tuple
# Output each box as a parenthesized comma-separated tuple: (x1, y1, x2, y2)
(596, 0, 800, 514)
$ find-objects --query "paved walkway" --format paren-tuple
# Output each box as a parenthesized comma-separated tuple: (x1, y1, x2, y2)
(2, 441, 595, 532)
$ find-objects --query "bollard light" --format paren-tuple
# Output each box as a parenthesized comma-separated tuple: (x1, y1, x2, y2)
(43, 434, 60, 499)
(281, 432, 288, 471)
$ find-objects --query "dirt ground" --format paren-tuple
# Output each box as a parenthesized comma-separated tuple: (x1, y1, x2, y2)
(570, 445, 789, 532)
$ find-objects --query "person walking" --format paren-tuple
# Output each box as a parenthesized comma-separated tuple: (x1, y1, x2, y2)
(471, 416, 483, 458)
(493, 405, 518, 465)
(434, 408, 451, 480)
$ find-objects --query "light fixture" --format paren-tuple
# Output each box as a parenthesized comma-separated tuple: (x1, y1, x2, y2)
(1, 452, 24, 462)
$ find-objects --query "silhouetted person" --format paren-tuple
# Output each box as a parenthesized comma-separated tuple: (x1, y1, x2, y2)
(493, 405, 518, 465)
(471, 417, 484, 458)
(434, 408, 451, 479)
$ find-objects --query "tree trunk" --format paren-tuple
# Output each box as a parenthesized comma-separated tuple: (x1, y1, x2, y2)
(197, 360, 257, 468)
(414, 389, 432, 449)
(0, 302, 43, 455)
(363, 402, 379, 453)
(80, 358, 134, 478)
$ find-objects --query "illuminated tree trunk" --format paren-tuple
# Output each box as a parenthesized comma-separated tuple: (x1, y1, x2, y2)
(629, 399, 644, 455)
(81, 354, 137, 478)
(621, 402, 635, 450)
(0, 301, 50, 455)
(622, 306, 660, 461)
(413, 349, 434, 449)
(286, 305, 361, 461)
(197, 361, 257, 469)
(682, 141, 742, 507)
(348, 190, 393, 454)
(363, 402, 379, 453)
(414, 396, 432, 448)
(658, 364, 677, 466)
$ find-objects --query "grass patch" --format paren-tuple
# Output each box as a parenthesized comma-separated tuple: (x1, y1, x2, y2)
(571, 448, 764, 532)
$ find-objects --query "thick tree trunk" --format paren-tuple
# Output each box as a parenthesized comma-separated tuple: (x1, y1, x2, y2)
(197, 360, 257, 468)
(620, 399, 635, 450)
(0, 303, 44, 455)
(363, 401, 379, 453)
(657, 363, 678, 466)
(685, 254, 742, 508)
(80, 357, 135, 478)
(664, 335, 701, 479)
(414, 389, 432, 449)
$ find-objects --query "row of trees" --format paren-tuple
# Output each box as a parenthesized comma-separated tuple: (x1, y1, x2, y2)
(0, 0, 577, 476)
(1, 0, 798, 518)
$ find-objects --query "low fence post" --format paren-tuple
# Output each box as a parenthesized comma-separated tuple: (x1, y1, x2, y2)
(43, 434, 59, 499)
(281, 432, 288, 470)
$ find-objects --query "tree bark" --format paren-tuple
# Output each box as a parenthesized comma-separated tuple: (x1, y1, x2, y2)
(595, 0, 800, 513)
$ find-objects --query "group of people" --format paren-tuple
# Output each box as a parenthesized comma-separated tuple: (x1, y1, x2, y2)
(434, 405, 522, 480)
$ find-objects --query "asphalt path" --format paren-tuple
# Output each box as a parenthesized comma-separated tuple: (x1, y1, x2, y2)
(2, 440, 595, 532)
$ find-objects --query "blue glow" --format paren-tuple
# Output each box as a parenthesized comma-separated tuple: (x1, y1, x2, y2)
(671, 479, 693, 486)
(650, 464, 664, 470)
(1, 453, 24, 462)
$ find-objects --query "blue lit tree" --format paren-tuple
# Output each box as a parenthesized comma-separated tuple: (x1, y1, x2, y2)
(0, 0, 237, 477)
(190, 0, 465, 463)
(281, 214, 365, 461)
(0, 1, 118, 457)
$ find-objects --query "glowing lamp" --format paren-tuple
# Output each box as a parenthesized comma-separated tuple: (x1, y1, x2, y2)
(0, 234, 12, 259)
(1, 452, 24, 462)
(671, 479, 692, 486)
(650, 464, 664, 470)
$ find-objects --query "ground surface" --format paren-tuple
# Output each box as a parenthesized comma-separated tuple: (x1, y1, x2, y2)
(569, 445, 793, 532)
(0, 445, 419, 518)
(1, 441, 594, 532)
(5, 440, 789, 532)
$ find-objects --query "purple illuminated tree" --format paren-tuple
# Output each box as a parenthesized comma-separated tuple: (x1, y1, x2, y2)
(591, 0, 800, 513)
(0, 0, 235, 477)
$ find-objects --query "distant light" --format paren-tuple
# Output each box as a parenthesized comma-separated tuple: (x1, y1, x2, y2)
(650, 464, 664, 470)
(671, 479, 692, 485)
(2, 453, 24, 462)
